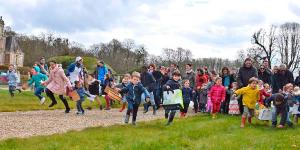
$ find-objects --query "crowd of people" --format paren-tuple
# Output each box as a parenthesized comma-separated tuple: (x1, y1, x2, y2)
(1, 56, 300, 128)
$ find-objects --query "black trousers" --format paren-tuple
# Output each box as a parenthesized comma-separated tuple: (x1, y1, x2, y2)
(165, 109, 177, 123)
(126, 103, 139, 122)
(238, 96, 244, 114)
(45, 88, 70, 110)
(180, 102, 190, 113)
(221, 94, 230, 114)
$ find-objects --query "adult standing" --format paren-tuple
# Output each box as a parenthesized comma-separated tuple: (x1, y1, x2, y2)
(258, 65, 272, 85)
(140, 66, 156, 115)
(295, 71, 300, 87)
(67, 56, 84, 85)
(220, 67, 235, 114)
(94, 61, 108, 92)
(149, 64, 163, 109)
(195, 68, 208, 113)
(42, 60, 72, 113)
(272, 64, 294, 93)
(237, 58, 258, 114)
(182, 63, 196, 89)
(168, 63, 179, 78)
(38, 57, 49, 75)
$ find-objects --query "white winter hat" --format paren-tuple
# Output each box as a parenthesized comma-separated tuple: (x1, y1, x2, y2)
(76, 56, 82, 62)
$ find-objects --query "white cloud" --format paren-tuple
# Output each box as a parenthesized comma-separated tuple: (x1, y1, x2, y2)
(1, 0, 300, 60)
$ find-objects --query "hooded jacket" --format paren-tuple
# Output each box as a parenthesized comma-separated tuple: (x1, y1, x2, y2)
(7, 69, 19, 87)
(28, 66, 48, 89)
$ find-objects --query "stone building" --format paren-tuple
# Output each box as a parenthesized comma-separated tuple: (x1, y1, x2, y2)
(0, 16, 24, 67)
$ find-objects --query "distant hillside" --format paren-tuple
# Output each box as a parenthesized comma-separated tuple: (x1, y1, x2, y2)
(48, 56, 116, 74)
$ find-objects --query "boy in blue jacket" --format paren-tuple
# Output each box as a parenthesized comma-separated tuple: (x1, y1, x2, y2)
(265, 93, 293, 128)
(27, 66, 48, 104)
(5, 64, 21, 97)
(117, 72, 150, 126)
(163, 71, 182, 125)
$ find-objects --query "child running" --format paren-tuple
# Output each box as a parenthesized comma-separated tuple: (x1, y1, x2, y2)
(163, 71, 181, 126)
(26, 66, 48, 104)
(86, 74, 103, 110)
(74, 81, 88, 115)
(6, 64, 21, 97)
(234, 77, 260, 128)
(115, 74, 131, 112)
(208, 77, 226, 119)
(117, 72, 150, 126)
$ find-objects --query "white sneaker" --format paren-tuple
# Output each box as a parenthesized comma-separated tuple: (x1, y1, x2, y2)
(40, 97, 46, 105)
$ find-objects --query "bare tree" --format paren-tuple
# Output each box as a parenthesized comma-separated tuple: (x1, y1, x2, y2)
(251, 25, 277, 68)
(277, 22, 300, 71)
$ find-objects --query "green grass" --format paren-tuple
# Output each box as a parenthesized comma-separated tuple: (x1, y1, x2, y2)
(0, 115, 299, 150)
(0, 89, 119, 112)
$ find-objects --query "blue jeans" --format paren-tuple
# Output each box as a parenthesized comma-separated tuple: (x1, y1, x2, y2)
(76, 98, 85, 113)
(141, 92, 155, 106)
(34, 87, 44, 100)
(272, 106, 291, 126)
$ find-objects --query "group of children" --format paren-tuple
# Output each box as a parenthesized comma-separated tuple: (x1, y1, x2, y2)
(2, 62, 300, 128)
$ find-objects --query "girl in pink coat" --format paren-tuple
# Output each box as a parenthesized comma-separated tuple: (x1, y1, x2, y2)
(42, 60, 72, 113)
(208, 77, 226, 119)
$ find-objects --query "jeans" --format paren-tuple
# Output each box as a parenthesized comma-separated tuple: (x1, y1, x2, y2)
(76, 98, 85, 113)
(9, 86, 16, 97)
(34, 87, 44, 100)
(272, 106, 291, 126)
(154, 88, 162, 108)
(141, 92, 155, 105)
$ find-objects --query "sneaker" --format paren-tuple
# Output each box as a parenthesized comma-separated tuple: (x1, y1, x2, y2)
(48, 102, 57, 107)
(76, 111, 83, 115)
(40, 97, 46, 105)
(99, 105, 103, 110)
(277, 125, 284, 128)
(86, 107, 92, 110)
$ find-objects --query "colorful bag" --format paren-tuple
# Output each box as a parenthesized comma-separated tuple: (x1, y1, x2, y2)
(104, 86, 122, 101)
(258, 108, 272, 120)
(68, 90, 80, 102)
(163, 89, 183, 110)
(228, 98, 240, 115)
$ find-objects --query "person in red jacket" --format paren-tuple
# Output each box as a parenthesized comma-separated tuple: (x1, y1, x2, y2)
(258, 80, 271, 105)
(208, 77, 226, 119)
(195, 68, 208, 112)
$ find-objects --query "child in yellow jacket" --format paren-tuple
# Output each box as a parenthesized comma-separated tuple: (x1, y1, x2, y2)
(234, 77, 260, 128)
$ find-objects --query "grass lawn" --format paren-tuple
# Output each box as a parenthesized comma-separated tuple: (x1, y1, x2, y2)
(0, 114, 299, 150)
(0, 89, 119, 112)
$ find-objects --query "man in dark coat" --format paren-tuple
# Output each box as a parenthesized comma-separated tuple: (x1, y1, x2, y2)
(272, 64, 294, 93)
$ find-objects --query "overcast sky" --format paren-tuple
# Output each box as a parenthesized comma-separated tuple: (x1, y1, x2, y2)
(1, 0, 300, 59)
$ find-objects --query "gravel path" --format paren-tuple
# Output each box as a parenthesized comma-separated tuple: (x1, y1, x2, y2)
(0, 108, 190, 140)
